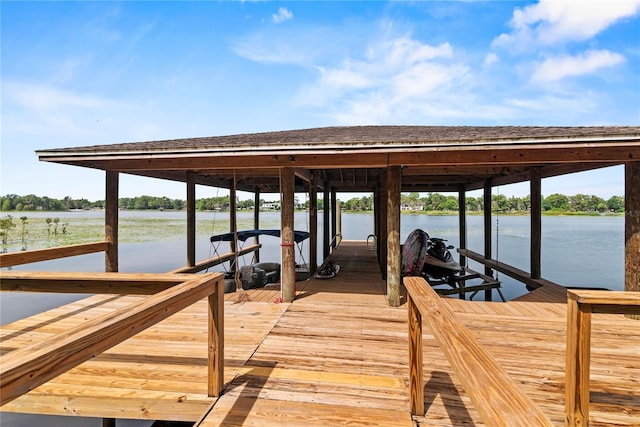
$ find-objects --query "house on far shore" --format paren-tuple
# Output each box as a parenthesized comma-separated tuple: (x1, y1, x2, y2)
(261, 201, 280, 210)
(401, 203, 424, 211)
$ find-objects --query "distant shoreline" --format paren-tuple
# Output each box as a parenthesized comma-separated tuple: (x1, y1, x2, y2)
(1, 208, 625, 216)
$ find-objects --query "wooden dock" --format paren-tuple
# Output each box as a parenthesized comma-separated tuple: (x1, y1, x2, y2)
(2, 241, 639, 426)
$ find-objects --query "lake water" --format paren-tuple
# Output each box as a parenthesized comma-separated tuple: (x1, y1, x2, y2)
(0, 211, 625, 426)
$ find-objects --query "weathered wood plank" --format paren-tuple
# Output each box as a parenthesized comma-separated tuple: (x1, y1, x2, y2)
(459, 248, 570, 300)
(565, 289, 640, 426)
(170, 244, 261, 274)
(0, 241, 109, 268)
(404, 276, 554, 427)
(386, 165, 402, 307)
(0, 271, 196, 294)
(3, 242, 638, 426)
(208, 280, 224, 397)
(281, 167, 296, 303)
(0, 273, 223, 405)
(407, 293, 424, 415)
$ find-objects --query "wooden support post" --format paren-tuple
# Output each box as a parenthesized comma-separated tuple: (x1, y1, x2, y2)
(229, 176, 238, 278)
(531, 167, 542, 280)
(281, 167, 296, 303)
(565, 296, 592, 426)
(187, 172, 196, 268)
(331, 188, 337, 250)
(483, 180, 492, 277)
(102, 418, 115, 427)
(373, 186, 379, 266)
(208, 277, 224, 397)
(387, 166, 401, 307)
(254, 189, 261, 263)
(379, 169, 388, 279)
(105, 171, 118, 273)
(323, 184, 330, 260)
(309, 172, 318, 274)
(336, 200, 342, 246)
(626, 162, 640, 319)
(407, 294, 424, 416)
(458, 187, 467, 268)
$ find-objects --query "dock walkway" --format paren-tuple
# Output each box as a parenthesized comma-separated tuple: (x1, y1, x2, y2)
(2, 241, 639, 426)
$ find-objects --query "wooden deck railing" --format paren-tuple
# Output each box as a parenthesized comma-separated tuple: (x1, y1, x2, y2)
(0, 272, 225, 406)
(170, 243, 261, 273)
(565, 289, 640, 427)
(458, 248, 561, 291)
(404, 276, 553, 426)
(0, 241, 110, 268)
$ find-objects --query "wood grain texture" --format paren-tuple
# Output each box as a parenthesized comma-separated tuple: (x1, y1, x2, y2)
(404, 276, 554, 427)
(407, 294, 424, 416)
(0, 271, 196, 294)
(1, 273, 223, 406)
(0, 241, 109, 268)
(3, 242, 638, 426)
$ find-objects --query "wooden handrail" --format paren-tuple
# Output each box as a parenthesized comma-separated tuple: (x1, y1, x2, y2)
(0, 241, 110, 268)
(457, 248, 562, 291)
(0, 271, 196, 294)
(565, 290, 640, 427)
(404, 276, 553, 426)
(0, 272, 224, 406)
(170, 243, 261, 274)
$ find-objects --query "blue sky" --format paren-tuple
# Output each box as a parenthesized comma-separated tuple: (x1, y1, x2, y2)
(2, 1, 639, 202)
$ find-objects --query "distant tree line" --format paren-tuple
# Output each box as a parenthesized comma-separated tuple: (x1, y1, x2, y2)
(1, 194, 283, 212)
(340, 192, 625, 214)
(1, 192, 625, 214)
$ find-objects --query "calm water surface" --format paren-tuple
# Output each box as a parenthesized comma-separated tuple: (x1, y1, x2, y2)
(0, 211, 625, 426)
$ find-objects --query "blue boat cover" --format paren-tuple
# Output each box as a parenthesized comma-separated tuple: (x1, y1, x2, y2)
(210, 229, 310, 243)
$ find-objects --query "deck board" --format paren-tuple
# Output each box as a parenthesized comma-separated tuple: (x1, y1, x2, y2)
(2, 240, 639, 426)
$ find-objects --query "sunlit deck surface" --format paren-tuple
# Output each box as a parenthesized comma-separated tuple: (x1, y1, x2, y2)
(1, 241, 639, 426)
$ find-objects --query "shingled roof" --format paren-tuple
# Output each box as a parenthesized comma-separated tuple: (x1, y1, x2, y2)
(40, 125, 640, 154)
(37, 125, 640, 193)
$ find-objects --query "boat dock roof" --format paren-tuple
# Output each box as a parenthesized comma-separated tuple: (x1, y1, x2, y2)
(2, 241, 639, 426)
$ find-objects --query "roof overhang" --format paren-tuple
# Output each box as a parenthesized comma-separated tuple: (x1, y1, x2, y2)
(36, 126, 640, 193)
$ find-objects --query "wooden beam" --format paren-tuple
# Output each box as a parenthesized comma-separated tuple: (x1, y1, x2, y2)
(386, 166, 401, 307)
(530, 167, 542, 279)
(294, 168, 312, 183)
(254, 189, 261, 263)
(0, 241, 109, 268)
(407, 293, 424, 416)
(309, 172, 318, 274)
(379, 169, 388, 279)
(0, 271, 196, 294)
(323, 183, 330, 260)
(170, 244, 261, 275)
(331, 188, 337, 250)
(187, 172, 196, 267)
(0, 273, 223, 406)
(281, 167, 296, 303)
(42, 142, 640, 172)
(458, 248, 567, 293)
(229, 176, 238, 278)
(458, 187, 467, 267)
(105, 171, 118, 272)
(626, 162, 640, 306)
(208, 278, 224, 397)
(483, 180, 492, 277)
(404, 276, 553, 426)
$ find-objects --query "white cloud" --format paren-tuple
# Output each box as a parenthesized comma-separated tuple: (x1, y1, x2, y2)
(295, 36, 469, 124)
(532, 50, 626, 83)
(494, 0, 640, 49)
(483, 53, 499, 67)
(272, 7, 293, 24)
(2, 80, 130, 136)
